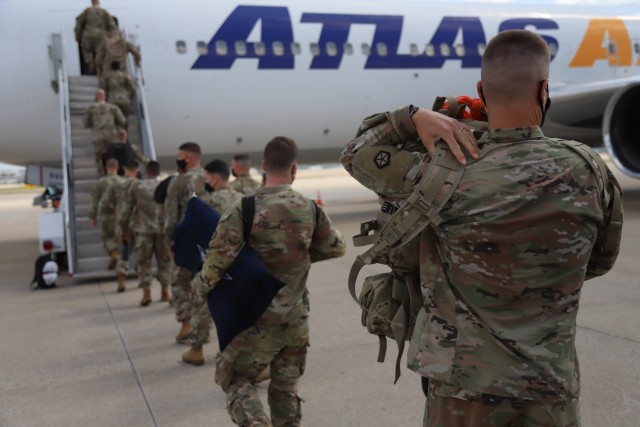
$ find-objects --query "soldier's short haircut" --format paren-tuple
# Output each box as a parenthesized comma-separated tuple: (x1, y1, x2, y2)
(233, 153, 250, 163)
(264, 136, 298, 172)
(205, 159, 230, 181)
(481, 30, 550, 102)
(146, 161, 160, 176)
(111, 61, 121, 71)
(178, 142, 201, 158)
(105, 158, 119, 170)
(124, 160, 139, 170)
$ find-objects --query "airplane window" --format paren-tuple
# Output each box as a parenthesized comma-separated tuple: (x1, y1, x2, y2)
(273, 41, 285, 56)
(326, 42, 338, 57)
(410, 43, 419, 56)
(235, 41, 247, 56)
(608, 43, 617, 54)
(310, 43, 320, 56)
(549, 42, 559, 56)
(440, 43, 451, 57)
(635, 43, 640, 54)
(255, 42, 266, 56)
(291, 42, 301, 56)
(196, 41, 208, 55)
(215, 41, 227, 56)
(361, 43, 371, 56)
(344, 43, 354, 56)
(477, 43, 486, 56)
(425, 44, 435, 57)
(176, 40, 187, 54)
(455, 44, 465, 57)
(376, 42, 388, 57)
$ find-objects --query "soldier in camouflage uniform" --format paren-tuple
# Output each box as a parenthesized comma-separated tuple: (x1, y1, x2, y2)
(100, 160, 140, 292)
(196, 137, 346, 426)
(74, 0, 114, 75)
(340, 30, 623, 427)
(164, 143, 207, 343)
(83, 89, 126, 176)
(230, 153, 260, 195)
(97, 29, 141, 87)
(106, 128, 148, 175)
(120, 161, 171, 306)
(181, 159, 242, 366)
(89, 158, 124, 270)
(104, 61, 136, 116)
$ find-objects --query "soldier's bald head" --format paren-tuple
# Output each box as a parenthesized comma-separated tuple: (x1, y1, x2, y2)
(95, 89, 106, 102)
(91, 0, 99, 6)
(480, 30, 550, 105)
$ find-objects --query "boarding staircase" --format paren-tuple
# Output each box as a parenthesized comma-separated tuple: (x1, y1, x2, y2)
(49, 32, 156, 279)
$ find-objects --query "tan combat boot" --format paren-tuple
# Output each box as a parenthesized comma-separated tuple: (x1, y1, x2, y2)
(108, 251, 118, 270)
(117, 274, 126, 293)
(182, 344, 204, 366)
(175, 320, 191, 343)
(140, 287, 152, 306)
(160, 286, 172, 305)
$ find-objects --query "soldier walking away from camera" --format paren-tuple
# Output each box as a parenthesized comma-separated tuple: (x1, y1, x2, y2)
(195, 137, 346, 426)
(96, 28, 141, 87)
(104, 61, 136, 116)
(340, 30, 623, 427)
(230, 153, 260, 196)
(83, 88, 126, 176)
(105, 128, 148, 175)
(75, 0, 114, 75)
(89, 158, 124, 270)
(164, 143, 207, 343)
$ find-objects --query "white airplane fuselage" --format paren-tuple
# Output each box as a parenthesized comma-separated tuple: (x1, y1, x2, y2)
(1, 0, 640, 172)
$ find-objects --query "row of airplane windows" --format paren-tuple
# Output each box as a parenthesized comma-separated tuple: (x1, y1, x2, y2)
(176, 40, 640, 57)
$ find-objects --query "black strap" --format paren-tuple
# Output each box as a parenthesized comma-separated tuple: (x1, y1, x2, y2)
(241, 196, 255, 242)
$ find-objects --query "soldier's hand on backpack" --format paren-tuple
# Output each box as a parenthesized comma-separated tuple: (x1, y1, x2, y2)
(411, 108, 479, 165)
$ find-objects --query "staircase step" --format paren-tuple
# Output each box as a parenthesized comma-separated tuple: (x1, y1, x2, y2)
(76, 257, 115, 277)
(76, 229, 102, 246)
(77, 241, 108, 259)
(74, 167, 99, 181)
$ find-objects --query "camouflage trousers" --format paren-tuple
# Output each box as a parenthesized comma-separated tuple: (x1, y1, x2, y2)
(171, 265, 193, 322)
(134, 232, 171, 289)
(215, 318, 310, 427)
(93, 130, 116, 176)
(424, 380, 580, 427)
(116, 237, 133, 276)
(188, 280, 212, 346)
(99, 213, 118, 254)
(81, 35, 105, 74)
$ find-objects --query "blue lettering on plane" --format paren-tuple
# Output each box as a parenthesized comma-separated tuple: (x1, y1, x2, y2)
(192, 6, 559, 70)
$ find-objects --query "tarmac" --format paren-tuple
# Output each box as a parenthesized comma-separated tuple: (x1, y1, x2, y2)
(0, 165, 639, 427)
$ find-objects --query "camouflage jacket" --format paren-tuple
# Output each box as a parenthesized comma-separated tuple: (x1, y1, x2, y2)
(197, 185, 346, 324)
(164, 167, 206, 240)
(99, 176, 138, 232)
(121, 178, 159, 235)
(105, 71, 136, 106)
(229, 175, 260, 195)
(89, 173, 122, 220)
(97, 174, 128, 218)
(75, 6, 113, 40)
(341, 105, 622, 402)
(97, 37, 141, 71)
(205, 187, 242, 214)
(83, 101, 126, 133)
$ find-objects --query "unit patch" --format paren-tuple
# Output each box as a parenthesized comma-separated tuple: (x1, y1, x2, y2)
(374, 151, 391, 169)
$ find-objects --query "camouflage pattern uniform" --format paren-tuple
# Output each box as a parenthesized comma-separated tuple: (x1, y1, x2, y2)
(120, 178, 171, 290)
(229, 175, 260, 195)
(90, 173, 126, 254)
(104, 70, 136, 116)
(100, 175, 138, 276)
(340, 106, 623, 426)
(196, 185, 346, 426)
(164, 167, 206, 324)
(74, 6, 114, 74)
(96, 35, 141, 86)
(188, 187, 243, 347)
(83, 101, 126, 176)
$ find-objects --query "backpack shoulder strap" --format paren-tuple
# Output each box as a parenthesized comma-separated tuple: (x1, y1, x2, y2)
(241, 195, 255, 242)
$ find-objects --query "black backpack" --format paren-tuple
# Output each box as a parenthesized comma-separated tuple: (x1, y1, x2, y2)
(31, 254, 58, 290)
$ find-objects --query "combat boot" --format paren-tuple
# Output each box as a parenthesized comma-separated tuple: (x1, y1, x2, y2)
(108, 251, 118, 270)
(117, 274, 126, 293)
(182, 344, 204, 366)
(160, 286, 172, 305)
(140, 287, 152, 306)
(175, 320, 191, 343)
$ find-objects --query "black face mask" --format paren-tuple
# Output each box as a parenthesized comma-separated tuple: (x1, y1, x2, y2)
(231, 170, 238, 178)
(204, 183, 214, 193)
(176, 159, 187, 171)
(538, 80, 551, 127)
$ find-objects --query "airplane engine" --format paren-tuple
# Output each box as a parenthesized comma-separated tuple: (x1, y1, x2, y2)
(603, 83, 640, 178)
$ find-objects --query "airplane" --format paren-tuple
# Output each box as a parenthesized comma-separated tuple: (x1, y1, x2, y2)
(1, 0, 640, 177)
